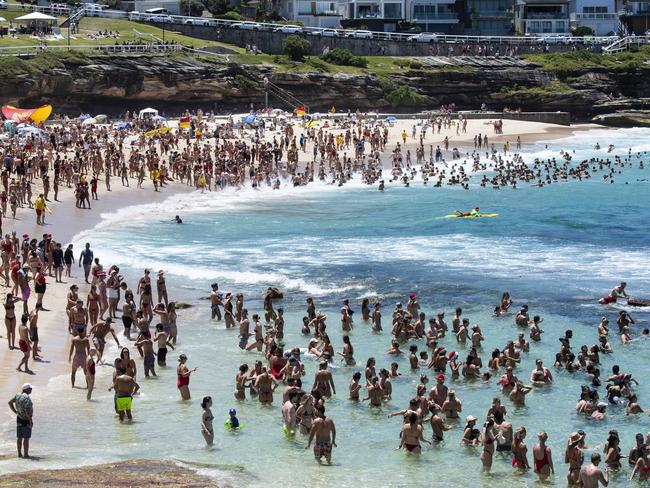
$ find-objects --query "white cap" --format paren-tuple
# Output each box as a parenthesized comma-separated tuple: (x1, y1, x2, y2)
(22, 383, 33, 390)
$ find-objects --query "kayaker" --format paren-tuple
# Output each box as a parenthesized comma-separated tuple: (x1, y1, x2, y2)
(456, 207, 480, 218)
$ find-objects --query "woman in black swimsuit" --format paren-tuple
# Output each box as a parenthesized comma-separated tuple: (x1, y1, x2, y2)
(4, 292, 21, 350)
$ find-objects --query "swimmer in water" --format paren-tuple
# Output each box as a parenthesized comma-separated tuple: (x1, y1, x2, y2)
(173, 215, 183, 224)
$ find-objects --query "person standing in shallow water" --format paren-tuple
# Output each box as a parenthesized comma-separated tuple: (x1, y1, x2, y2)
(201, 396, 214, 446)
(306, 404, 337, 465)
(8, 383, 33, 458)
(177, 354, 196, 400)
(533, 432, 554, 480)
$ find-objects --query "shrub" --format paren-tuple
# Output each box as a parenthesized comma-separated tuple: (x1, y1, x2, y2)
(214, 10, 243, 20)
(283, 35, 311, 61)
(409, 60, 423, 70)
(321, 48, 368, 68)
(385, 85, 425, 107)
(235, 74, 260, 93)
(180, 0, 204, 17)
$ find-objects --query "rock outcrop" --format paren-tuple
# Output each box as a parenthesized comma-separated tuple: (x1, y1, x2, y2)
(0, 459, 221, 487)
(2, 52, 650, 124)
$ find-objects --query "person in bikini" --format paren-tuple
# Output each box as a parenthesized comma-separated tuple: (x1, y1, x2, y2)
(5, 292, 21, 350)
(398, 411, 430, 455)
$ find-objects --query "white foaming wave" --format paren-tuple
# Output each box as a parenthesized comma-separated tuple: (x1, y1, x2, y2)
(73, 177, 373, 237)
(541, 127, 650, 154)
(242, 234, 650, 287)
(84, 246, 365, 296)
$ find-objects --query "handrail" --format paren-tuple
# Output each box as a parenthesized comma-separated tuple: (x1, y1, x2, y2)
(602, 35, 649, 53)
(0, 43, 184, 56)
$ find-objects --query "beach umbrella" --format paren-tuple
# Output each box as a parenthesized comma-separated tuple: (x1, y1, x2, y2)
(386, 116, 396, 121)
(0, 17, 6, 22)
(243, 114, 257, 124)
(81, 117, 97, 126)
(94, 114, 108, 123)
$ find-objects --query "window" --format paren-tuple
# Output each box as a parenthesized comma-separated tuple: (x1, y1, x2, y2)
(384, 2, 402, 18)
(542, 20, 552, 31)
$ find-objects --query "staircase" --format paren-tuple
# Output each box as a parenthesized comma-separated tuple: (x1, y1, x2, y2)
(602, 35, 649, 54)
(60, 6, 86, 28)
(237, 69, 309, 113)
(266, 79, 309, 113)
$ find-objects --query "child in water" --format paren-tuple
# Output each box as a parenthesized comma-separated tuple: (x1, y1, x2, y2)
(225, 408, 241, 430)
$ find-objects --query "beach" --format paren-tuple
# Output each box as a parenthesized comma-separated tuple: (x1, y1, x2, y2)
(0, 114, 649, 487)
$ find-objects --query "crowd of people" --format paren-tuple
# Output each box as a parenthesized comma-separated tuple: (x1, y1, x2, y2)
(1, 109, 648, 485)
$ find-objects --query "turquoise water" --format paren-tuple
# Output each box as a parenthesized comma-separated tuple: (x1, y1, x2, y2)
(2, 127, 650, 487)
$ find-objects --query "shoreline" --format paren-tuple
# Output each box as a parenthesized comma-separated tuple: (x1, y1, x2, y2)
(0, 181, 192, 410)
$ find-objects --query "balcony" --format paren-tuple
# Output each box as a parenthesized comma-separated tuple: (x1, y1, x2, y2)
(414, 12, 459, 18)
(573, 12, 618, 19)
(472, 9, 512, 16)
(526, 12, 567, 18)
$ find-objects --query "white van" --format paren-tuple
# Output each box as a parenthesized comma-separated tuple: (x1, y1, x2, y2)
(145, 7, 169, 14)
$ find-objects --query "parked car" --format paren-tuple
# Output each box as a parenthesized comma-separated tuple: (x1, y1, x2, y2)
(145, 7, 170, 15)
(347, 30, 373, 39)
(0, 0, 8, 8)
(83, 3, 106, 16)
(274, 24, 303, 34)
(314, 28, 339, 37)
(128, 11, 142, 20)
(231, 22, 262, 30)
(536, 35, 572, 44)
(184, 18, 214, 26)
(407, 32, 441, 42)
(148, 15, 174, 23)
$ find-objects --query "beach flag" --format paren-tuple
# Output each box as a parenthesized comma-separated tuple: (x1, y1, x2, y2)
(294, 107, 306, 116)
(179, 116, 190, 129)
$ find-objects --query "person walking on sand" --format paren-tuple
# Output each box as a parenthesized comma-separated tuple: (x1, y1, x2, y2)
(8, 383, 33, 458)
(79, 243, 94, 284)
(33, 193, 47, 225)
(68, 328, 90, 388)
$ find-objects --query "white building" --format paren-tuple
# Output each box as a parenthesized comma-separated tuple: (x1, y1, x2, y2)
(570, 0, 618, 34)
(515, 0, 570, 33)
(409, 0, 459, 33)
(280, 0, 343, 27)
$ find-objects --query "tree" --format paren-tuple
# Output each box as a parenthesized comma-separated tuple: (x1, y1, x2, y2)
(202, 0, 236, 16)
(283, 35, 311, 61)
(573, 26, 594, 36)
(180, 0, 205, 17)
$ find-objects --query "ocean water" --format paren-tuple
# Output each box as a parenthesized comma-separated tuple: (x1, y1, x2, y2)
(2, 127, 650, 487)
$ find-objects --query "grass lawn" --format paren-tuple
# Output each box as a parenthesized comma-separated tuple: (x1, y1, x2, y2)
(0, 6, 234, 48)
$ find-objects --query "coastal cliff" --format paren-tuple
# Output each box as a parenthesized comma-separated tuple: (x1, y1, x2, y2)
(2, 51, 650, 124)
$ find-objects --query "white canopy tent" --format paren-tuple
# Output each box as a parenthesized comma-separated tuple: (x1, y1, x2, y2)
(15, 12, 57, 21)
(138, 107, 159, 119)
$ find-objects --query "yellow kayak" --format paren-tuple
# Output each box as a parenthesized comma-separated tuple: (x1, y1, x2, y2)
(444, 213, 499, 219)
